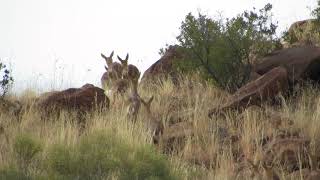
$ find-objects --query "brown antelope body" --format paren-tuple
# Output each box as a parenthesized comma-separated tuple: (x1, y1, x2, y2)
(126, 79, 141, 122)
(141, 96, 163, 143)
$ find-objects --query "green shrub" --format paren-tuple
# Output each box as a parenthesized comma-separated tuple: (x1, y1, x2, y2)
(0, 167, 32, 180)
(0, 62, 14, 98)
(13, 134, 42, 171)
(312, 0, 320, 20)
(48, 131, 178, 180)
(174, 3, 280, 92)
(120, 146, 173, 180)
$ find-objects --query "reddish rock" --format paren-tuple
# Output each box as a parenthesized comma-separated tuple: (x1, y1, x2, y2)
(81, 83, 95, 89)
(36, 84, 109, 118)
(287, 19, 320, 46)
(248, 71, 262, 82)
(254, 46, 320, 83)
(209, 67, 288, 117)
(141, 45, 184, 86)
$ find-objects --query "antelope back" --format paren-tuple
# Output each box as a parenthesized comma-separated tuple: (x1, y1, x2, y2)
(124, 64, 140, 83)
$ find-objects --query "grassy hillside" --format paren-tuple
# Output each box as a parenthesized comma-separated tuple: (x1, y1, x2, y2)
(0, 75, 320, 179)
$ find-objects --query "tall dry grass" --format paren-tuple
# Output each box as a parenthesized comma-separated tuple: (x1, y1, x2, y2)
(0, 75, 320, 179)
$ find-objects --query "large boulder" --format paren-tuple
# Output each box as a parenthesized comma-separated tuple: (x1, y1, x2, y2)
(286, 19, 320, 47)
(209, 67, 288, 117)
(36, 84, 109, 118)
(141, 45, 184, 86)
(254, 46, 320, 84)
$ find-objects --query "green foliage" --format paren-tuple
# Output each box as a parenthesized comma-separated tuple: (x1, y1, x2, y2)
(0, 131, 179, 179)
(13, 134, 42, 171)
(175, 4, 280, 91)
(47, 131, 178, 180)
(0, 167, 32, 180)
(159, 43, 170, 56)
(0, 62, 14, 98)
(312, 0, 320, 20)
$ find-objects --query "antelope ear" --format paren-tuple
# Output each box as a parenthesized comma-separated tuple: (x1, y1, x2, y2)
(104, 66, 108, 71)
(118, 55, 126, 64)
(109, 51, 114, 58)
(101, 53, 107, 60)
(125, 53, 129, 61)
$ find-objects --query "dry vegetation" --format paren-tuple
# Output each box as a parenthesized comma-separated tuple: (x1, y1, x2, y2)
(1, 75, 320, 179)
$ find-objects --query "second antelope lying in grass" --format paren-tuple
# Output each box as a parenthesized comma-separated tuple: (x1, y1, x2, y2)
(126, 79, 141, 123)
(140, 96, 164, 143)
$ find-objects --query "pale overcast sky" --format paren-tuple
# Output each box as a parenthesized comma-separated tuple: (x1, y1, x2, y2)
(0, 0, 317, 93)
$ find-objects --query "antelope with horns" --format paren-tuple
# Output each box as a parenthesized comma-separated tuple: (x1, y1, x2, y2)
(117, 54, 141, 84)
(140, 96, 164, 144)
(126, 78, 141, 123)
(100, 51, 123, 90)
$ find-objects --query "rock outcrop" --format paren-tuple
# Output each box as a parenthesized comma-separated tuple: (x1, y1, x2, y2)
(141, 45, 184, 86)
(254, 46, 320, 84)
(287, 19, 320, 47)
(36, 84, 109, 119)
(209, 67, 288, 117)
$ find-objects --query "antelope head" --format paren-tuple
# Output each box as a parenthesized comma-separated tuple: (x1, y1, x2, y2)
(117, 53, 129, 76)
(117, 53, 129, 67)
(101, 51, 114, 68)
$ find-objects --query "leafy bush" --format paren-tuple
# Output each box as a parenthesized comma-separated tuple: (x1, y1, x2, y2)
(13, 134, 42, 171)
(0, 62, 14, 98)
(48, 131, 178, 180)
(174, 3, 280, 91)
(312, 0, 320, 20)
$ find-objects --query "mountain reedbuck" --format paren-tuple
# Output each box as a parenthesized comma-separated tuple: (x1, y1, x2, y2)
(141, 96, 164, 143)
(117, 54, 141, 84)
(126, 79, 141, 122)
(100, 51, 123, 90)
